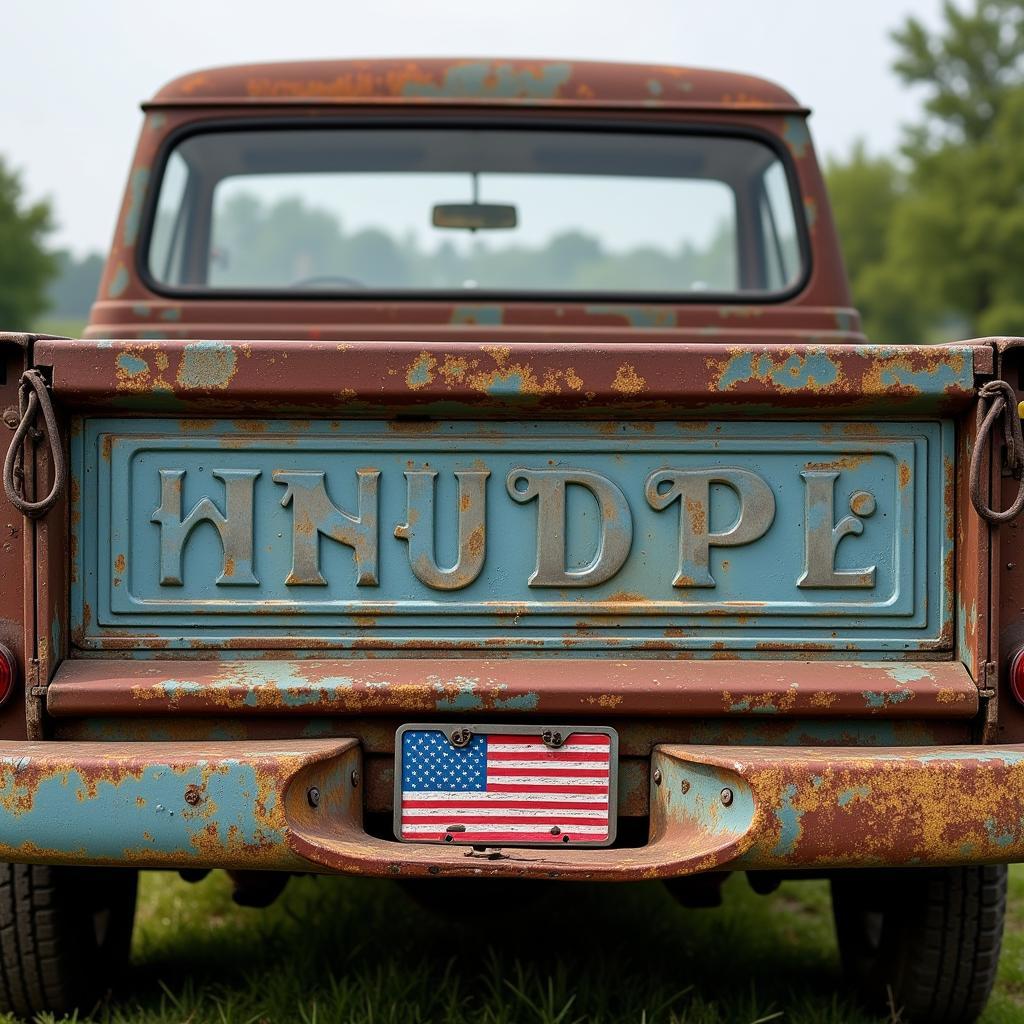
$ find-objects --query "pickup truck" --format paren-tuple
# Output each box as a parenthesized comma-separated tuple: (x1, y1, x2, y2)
(0, 57, 1020, 1023)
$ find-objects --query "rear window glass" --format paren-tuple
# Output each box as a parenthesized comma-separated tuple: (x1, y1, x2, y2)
(145, 127, 805, 297)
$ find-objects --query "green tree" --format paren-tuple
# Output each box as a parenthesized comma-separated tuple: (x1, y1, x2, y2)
(825, 143, 927, 342)
(888, 0, 1024, 336)
(0, 156, 56, 329)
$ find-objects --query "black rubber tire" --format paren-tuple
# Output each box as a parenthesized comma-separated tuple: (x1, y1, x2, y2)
(831, 865, 1006, 1024)
(0, 863, 138, 1016)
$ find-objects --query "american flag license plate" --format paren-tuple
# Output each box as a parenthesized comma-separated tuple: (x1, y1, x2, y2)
(394, 724, 618, 847)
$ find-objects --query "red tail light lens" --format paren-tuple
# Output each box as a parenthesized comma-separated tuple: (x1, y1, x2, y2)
(1010, 648, 1024, 706)
(0, 645, 15, 707)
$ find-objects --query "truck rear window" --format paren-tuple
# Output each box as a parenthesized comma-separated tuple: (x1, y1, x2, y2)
(145, 127, 805, 298)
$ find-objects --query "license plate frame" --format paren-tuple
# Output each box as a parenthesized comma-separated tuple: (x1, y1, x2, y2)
(393, 723, 618, 848)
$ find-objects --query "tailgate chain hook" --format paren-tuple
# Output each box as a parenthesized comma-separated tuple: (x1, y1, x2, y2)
(970, 379, 1024, 524)
(2, 369, 66, 519)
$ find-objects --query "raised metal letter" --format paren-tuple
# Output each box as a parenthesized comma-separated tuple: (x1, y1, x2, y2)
(506, 468, 632, 587)
(152, 468, 260, 586)
(395, 470, 489, 591)
(274, 470, 379, 586)
(645, 468, 775, 587)
(797, 471, 876, 588)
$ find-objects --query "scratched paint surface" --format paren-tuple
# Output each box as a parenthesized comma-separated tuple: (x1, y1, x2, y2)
(72, 418, 952, 652)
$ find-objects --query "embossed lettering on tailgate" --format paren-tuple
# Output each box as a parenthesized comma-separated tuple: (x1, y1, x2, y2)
(72, 419, 952, 652)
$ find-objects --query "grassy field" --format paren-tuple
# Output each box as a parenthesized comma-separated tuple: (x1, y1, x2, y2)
(2, 865, 1020, 1024)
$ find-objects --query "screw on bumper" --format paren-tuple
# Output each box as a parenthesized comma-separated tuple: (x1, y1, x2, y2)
(0, 741, 1021, 878)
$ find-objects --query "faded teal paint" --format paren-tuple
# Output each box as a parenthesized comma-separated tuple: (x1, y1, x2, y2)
(159, 308, 182, 322)
(583, 305, 678, 328)
(0, 757, 283, 861)
(771, 782, 803, 856)
(406, 359, 432, 388)
(646, 78, 663, 96)
(715, 352, 840, 391)
(49, 616, 61, 666)
(880, 363, 972, 394)
(984, 818, 1017, 847)
(837, 785, 870, 808)
(486, 371, 527, 397)
(116, 354, 150, 377)
(177, 341, 237, 390)
(122, 168, 151, 247)
(835, 310, 856, 333)
(885, 665, 934, 684)
(451, 306, 503, 326)
(782, 117, 811, 158)
(132, 303, 151, 318)
(107, 266, 130, 298)
(862, 687, 913, 709)
(401, 61, 572, 100)
(72, 418, 953, 653)
(803, 198, 818, 229)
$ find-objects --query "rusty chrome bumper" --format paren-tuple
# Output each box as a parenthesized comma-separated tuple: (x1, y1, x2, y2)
(0, 740, 1021, 879)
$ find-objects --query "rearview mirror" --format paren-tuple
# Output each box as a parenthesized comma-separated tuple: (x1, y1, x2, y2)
(432, 203, 518, 231)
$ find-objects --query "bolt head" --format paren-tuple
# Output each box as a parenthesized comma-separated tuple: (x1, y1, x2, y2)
(720, 787, 734, 807)
(307, 786, 321, 808)
(183, 784, 202, 806)
(680, 779, 691, 794)
(350, 769, 360, 788)
(653, 769, 663, 786)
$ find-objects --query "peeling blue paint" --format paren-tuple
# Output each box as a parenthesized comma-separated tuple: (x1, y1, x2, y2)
(715, 352, 839, 391)
(782, 117, 811, 158)
(107, 266, 129, 298)
(584, 305, 678, 328)
(0, 758, 283, 860)
(451, 306, 503, 326)
(837, 785, 870, 808)
(862, 687, 913, 709)
(772, 783, 803, 856)
(401, 61, 572, 100)
(122, 168, 151, 247)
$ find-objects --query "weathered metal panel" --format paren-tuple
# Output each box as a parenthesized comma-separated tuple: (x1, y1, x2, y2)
(38, 339, 977, 417)
(46, 658, 979, 719)
(0, 739, 357, 869)
(145, 59, 806, 112)
(71, 418, 953, 653)
(5, 739, 1020, 878)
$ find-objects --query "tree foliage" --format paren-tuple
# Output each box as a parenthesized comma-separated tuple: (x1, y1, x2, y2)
(829, 0, 1024, 341)
(0, 157, 56, 329)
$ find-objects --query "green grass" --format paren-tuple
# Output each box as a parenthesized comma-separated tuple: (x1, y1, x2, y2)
(5, 865, 1023, 1024)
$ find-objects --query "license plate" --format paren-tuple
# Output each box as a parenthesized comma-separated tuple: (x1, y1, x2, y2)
(394, 724, 618, 847)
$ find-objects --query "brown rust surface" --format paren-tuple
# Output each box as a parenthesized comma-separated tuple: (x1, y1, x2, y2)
(45, 658, 979, 719)
(147, 59, 804, 112)
(38, 339, 980, 417)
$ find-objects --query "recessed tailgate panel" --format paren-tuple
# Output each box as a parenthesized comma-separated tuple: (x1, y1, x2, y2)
(72, 418, 952, 652)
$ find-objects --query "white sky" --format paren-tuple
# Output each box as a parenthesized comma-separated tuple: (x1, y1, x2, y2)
(3, 0, 944, 256)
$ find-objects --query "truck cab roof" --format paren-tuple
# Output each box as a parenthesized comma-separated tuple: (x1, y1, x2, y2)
(147, 57, 805, 112)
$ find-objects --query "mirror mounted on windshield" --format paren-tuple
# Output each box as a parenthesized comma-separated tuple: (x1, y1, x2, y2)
(432, 202, 518, 231)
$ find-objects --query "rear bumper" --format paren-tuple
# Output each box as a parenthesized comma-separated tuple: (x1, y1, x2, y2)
(1, 740, 1021, 879)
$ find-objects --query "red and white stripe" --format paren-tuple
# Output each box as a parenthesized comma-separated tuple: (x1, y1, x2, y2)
(401, 733, 612, 844)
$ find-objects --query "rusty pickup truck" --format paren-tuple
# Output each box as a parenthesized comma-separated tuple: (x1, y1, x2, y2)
(0, 58, 1020, 1023)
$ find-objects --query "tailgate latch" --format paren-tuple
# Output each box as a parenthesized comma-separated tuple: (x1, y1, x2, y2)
(2, 368, 65, 519)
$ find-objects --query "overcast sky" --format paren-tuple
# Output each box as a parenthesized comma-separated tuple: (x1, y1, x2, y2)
(4, 0, 944, 256)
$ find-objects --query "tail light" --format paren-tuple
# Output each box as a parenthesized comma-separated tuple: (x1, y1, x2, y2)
(1009, 648, 1024, 706)
(0, 644, 15, 707)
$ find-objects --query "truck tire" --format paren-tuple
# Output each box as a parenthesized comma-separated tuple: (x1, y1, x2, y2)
(831, 865, 1006, 1024)
(0, 863, 137, 1016)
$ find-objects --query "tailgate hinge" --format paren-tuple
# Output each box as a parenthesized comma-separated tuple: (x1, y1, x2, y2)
(976, 661, 998, 743)
(25, 658, 45, 740)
